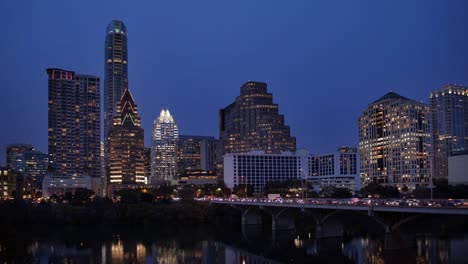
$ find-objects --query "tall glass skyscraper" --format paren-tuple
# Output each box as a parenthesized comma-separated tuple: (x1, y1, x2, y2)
(104, 20, 128, 141)
(430, 85, 468, 178)
(151, 109, 179, 183)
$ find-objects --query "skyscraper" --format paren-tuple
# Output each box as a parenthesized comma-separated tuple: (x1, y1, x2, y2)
(151, 109, 178, 183)
(219, 81, 296, 154)
(6, 144, 33, 169)
(359, 92, 432, 189)
(47, 68, 100, 178)
(104, 20, 128, 140)
(430, 85, 468, 178)
(108, 89, 145, 185)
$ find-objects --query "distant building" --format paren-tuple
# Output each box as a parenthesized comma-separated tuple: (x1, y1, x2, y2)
(308, 147, 360, 193)
(144, 147, 151, 184)
(151, 109, 178, 183)
(224, 151, 307, 194)
(179, 170, 218, 185)
(47, 68, 101, 179)
(177, 135, 218, 176)
(359, 92, 432, 189)
(220, 81, 296, 155)
(448, 153, 468, 185)
(6, 144, 33, 169)
(108, 89, 145, 187)
(224, 149, 360, 195)
(42, 175, 92, 198)
(0, 167, 17, 198)
(10, 151, 49, 189)
(430, 85, 468, 178)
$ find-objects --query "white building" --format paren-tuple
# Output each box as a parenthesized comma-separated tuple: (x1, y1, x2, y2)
(448, 153, 468, 185)
(151, 109, 179, 183)
(224, 148, 360, 194)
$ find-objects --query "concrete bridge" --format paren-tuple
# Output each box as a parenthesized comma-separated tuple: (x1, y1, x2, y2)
(207, 198, 468, 236)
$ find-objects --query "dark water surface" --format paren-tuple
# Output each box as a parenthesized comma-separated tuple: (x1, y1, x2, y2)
(1, 219, 467, 264)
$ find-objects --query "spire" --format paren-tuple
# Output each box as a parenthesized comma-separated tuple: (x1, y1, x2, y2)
(115, 89, 141, 127)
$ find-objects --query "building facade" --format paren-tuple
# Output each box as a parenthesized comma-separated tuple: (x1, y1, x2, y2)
(151, 109, 178, 183)
(104, 20, 129, 141)
(223, 148, 361, 195)
(430, 85, 468, 178)
(308, 147, 360, 192)
(359, 92, 432, 189)
(0, 167, 16, 198)
(108, 89, 145, 186)
(224, 151, 305, 194)
(219, 81, 296, 155)
(6, 144, 33, 169)
(47, 68, 101, 179)
(177, 135, 218, 176)
(10, 151, 48, 188)
(448, 152, 468, 185)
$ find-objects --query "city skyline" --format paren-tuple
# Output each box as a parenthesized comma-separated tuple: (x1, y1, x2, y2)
(2, 1, 468, 165)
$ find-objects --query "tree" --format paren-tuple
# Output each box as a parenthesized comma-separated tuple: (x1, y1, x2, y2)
(72, 188, 94, 204)
(115, 189, 140, 204)
(233, 184, 254, 197)
(360, 183, 400, 198)
(178, 186, 195, 202)
(319, 186, 352, 198)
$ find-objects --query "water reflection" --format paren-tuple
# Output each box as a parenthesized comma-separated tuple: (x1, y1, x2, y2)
(1, 226, 467, 263)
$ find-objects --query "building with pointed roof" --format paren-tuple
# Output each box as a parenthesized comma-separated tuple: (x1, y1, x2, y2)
(107, 89, 145, 187)
(151, 109, 179, 183)
(359, 92, 432, 189)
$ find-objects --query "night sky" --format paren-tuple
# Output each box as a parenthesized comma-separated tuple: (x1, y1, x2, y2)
(1, 1, 468, 165)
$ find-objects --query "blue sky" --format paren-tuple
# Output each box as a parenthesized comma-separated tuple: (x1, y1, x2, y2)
(1, 0, 467, 164)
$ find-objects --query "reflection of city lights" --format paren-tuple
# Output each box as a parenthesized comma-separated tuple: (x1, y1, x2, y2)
(294, 236, 304, 248)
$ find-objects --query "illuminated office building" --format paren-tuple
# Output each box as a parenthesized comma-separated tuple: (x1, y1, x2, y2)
(47, 68, 100, 178)
(10, 151, 48, 187)
(430, 85, 468, 178)
(177, 135, 218, 175)
(219, 81, 296, 155)
(0, 167, 17, 198)
(359, 92, 432, 189)
(6, 144, 33, 169)
(108, 89, 145, 185)
(151, 109, 178, 183)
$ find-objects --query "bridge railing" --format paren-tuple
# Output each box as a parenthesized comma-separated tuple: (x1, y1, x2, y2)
(198, 197, 468, 209)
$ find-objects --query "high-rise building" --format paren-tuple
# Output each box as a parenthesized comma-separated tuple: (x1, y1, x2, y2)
(219, 81, 296, 155)
(177, 135, 218, 175)
(104, 20, 128, 141)
(47, 68, 101, 178)
(108, 89, 145, 186)
(151, 109, 178, 183)
(359, 92, 432, 189)
(430, 85, 468, 178)
(6, 144, 33, 169)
